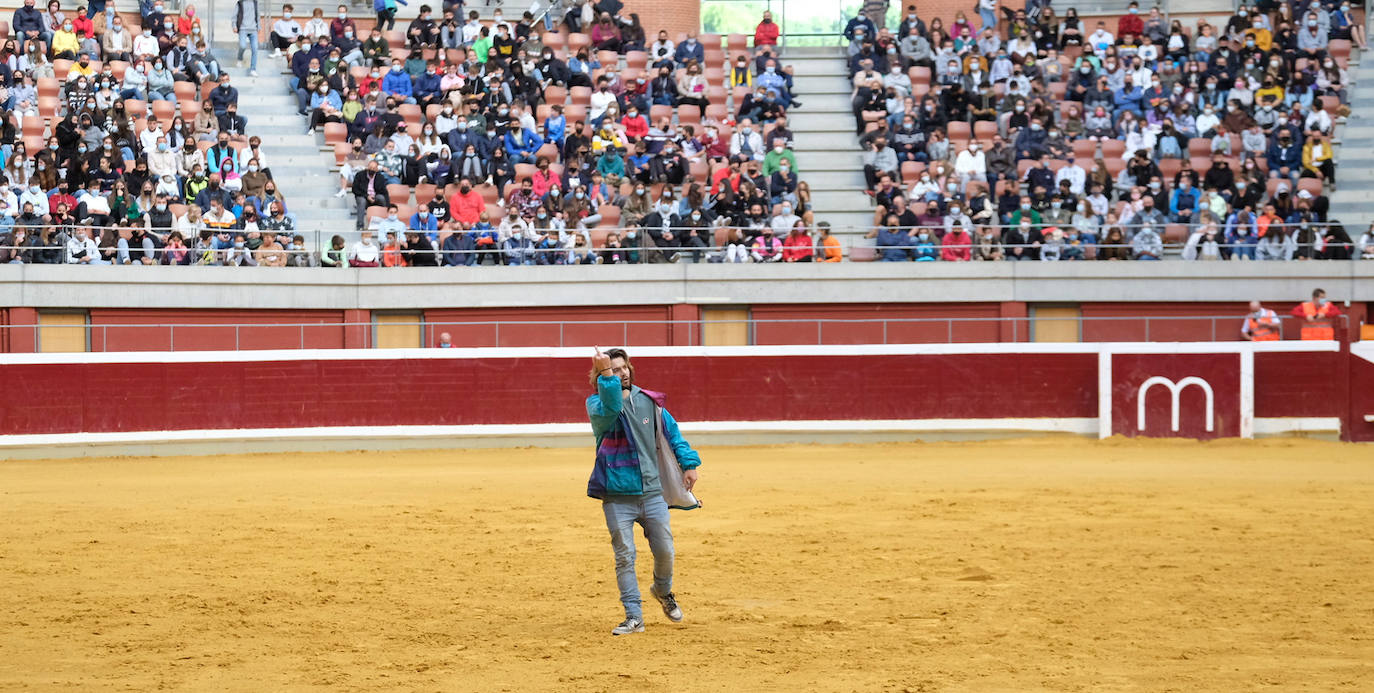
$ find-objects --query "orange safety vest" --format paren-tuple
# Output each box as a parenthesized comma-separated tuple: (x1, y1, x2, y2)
(1300, 301, 1335, 340)
(1246, 310, 1280, 341)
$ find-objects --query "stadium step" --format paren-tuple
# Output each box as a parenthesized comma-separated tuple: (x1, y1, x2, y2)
(220, 46, 359, 236)
(785, 47, 870, 244)
(1325, 52, 1374, 227)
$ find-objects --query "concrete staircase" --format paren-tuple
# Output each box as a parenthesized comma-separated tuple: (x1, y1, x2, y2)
(1325, 50, 1374, 228)
(227, 68, 356, 234)
(783, 46, 871, 248)
(207, 4, 357, 243)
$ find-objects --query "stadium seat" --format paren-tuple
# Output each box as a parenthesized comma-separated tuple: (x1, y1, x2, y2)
(414, 183, 437, 206)
(597, 204, 621, 229)
(324, 123, 347, 145)
(567, 33, 592, 54)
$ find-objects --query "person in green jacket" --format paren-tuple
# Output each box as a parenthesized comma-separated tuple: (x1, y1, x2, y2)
(761, 143, 797, 177)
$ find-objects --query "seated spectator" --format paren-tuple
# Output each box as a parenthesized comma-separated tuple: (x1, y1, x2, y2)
(349, 231, 381, 267)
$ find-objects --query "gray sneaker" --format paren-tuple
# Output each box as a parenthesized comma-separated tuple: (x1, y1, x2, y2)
(611, 617, 644, 635)
(651, 588, 684, 622)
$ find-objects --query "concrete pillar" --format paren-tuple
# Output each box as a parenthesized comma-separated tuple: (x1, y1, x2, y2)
(343, 309, 370, 349)
(6, 307, 38, 353)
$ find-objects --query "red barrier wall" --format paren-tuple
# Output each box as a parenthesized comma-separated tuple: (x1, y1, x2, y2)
(0, 352, 1098, 436)
(0, 344, 1359, 441)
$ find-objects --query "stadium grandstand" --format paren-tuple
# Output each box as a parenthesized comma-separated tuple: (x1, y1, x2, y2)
(0, 0, 1368, 265)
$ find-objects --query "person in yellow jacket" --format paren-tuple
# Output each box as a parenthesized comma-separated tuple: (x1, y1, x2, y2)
(51, 18, 82, 60)
(729, 55, 752, 88)
(1302, 134, 1336, 188)
(1244, 23, 1273, 52)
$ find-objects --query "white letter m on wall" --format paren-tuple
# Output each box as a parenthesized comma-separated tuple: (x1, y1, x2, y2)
(1137, 376, 1215, 432)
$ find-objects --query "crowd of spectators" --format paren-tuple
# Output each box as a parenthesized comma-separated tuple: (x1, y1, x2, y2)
(276, 1, 841, 265)
(0, 0, 317, 266)
(850, 1, 1363, 261)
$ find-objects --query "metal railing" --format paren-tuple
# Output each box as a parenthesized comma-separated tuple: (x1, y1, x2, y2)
(0, 220, 1362, 265)
(5, 315, 1350, 352)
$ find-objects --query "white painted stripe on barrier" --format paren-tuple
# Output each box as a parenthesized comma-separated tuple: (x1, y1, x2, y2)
(0, 417, 1337, 451)
(0, 418, 1099, 450)
(1353, 342, 1374, 364)
(0, 340, 1340, 366)
(1097, 350, 1113, 440)
(1239, 349, 1255, 440)
(1252, 417, 1342, 434)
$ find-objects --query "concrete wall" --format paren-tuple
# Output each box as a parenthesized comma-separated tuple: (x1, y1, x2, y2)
(1, 263, 1371, 311)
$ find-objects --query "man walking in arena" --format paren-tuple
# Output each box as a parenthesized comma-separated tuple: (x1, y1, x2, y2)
(587, 347, 702, 636)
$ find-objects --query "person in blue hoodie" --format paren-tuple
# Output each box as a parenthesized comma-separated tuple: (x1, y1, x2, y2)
(381, 59, 416, 104)
(543, 104, 567, 149)
(413, 60, 443, 107)
(587, 346, 701, 636)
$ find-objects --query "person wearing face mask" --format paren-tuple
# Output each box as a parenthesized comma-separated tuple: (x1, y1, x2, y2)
(1267, 127, 1303, 184)
(269, 3, 303, 56)
(672, 32, 705, 68)
(729, 118, 765, 162)
(1296, 14, 1328, 61)
(50, 18, 81, 59)
(380, 60, 417, 104)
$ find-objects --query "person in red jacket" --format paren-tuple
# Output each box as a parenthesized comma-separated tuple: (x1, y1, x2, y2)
(754, 11, 779, 52)
(1117, 1, 1144, 40)
(782, 221, 814, 262)
(941, 224, 973, 261)
(620, 106, 649, 142)
(448, 178, 486, 226)
(1291, 288, 1342, 340)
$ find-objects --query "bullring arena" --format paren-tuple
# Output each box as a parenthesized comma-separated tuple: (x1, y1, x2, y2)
(3, 439, 1372, 690)
(2, 342, 1373, 690)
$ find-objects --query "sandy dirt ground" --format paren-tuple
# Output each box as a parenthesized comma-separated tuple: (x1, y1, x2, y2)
(1, 438, 1372, 692)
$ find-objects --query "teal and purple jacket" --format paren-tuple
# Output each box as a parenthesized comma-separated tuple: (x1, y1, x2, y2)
(586, 375, 700, 502)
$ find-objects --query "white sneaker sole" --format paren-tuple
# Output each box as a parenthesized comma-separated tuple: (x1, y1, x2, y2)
(611, 623, 645, 636)
(652, 590, 684, 622)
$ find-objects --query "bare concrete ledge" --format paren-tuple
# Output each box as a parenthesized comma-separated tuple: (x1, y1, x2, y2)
(0, 263, 1370, 310)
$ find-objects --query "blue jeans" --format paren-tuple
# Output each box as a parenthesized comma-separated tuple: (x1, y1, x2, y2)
(979, 8, 997, 31)
(237, 29, 259, 71)
(603, 494, 674, 620)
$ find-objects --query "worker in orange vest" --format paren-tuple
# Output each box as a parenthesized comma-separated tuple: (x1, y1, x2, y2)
(1291, 288, 1341, 340)
(1241, 300, 1282, 341)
